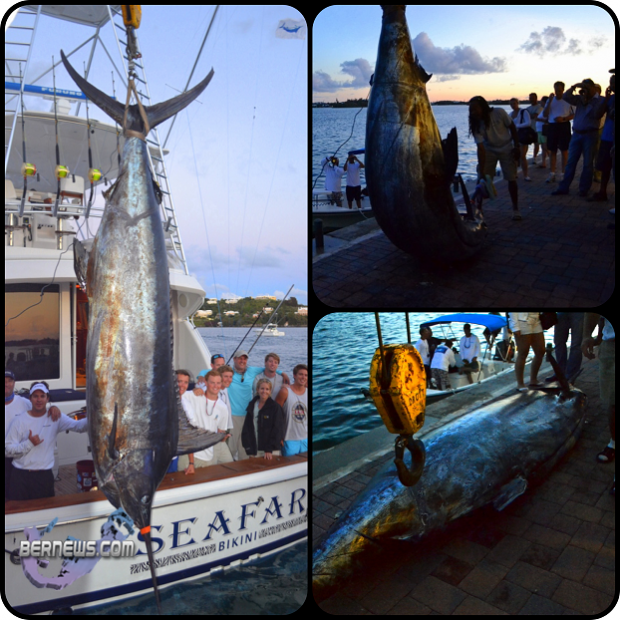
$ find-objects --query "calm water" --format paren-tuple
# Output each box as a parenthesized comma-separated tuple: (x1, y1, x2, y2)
(79, 541, 306, 615)
(314, 313, 555, 455)
(198, 327, 308, 378)
(312, 104, 513, 189)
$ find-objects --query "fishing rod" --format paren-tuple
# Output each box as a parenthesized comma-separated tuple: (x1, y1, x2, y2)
(246, 283, 294, 357)
(17, 63, 37, 218)
(226, 309, 265, 365)
(51, 56, 69, 218)
(83, 62, 101, 219)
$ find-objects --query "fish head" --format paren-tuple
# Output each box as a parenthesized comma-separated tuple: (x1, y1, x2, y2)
(313, 464, 423, 601)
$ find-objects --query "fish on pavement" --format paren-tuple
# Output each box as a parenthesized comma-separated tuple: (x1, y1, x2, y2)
(365, 5, 487, 262)
(61, 50, 221, 612)
(313, 385, 587, 601)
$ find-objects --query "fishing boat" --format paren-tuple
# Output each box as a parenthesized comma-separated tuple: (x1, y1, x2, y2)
(420, 313, 515, 403)
(254, 313, 285, 337)
(5, 6, 306, 614)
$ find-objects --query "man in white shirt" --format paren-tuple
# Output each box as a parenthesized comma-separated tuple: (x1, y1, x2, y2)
(5, 382, 87, 501)
(181, 371, 231, 474)
(459, 324, 481, 384)
(430, 340, 456, 390)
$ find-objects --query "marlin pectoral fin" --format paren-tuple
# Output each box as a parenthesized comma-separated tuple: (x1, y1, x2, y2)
(108, 403, 120, 460)
(493, 475, 528, 511)
(441, 127, 459, 182)
(175, 395, 225, 456)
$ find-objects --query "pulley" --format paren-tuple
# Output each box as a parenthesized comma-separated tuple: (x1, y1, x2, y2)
(369, 343, 426, 435)
(122, 5, 142, 29)
(369, 313, 427, 487)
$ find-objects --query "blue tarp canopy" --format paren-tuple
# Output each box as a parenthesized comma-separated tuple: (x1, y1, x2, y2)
(421, 313, 507, 332)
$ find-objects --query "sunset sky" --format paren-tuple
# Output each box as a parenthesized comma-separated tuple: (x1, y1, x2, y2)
(313, 5, 616, 103)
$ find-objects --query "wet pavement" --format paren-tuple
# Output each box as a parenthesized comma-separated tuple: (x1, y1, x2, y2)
(313, 356, 615, 615)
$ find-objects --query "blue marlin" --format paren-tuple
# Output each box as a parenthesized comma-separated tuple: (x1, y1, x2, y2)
(365, 5, 487, 262)
(313, 385, 587, 601)
(61, 51, 221, 612)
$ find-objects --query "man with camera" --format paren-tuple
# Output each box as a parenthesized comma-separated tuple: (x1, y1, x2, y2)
(551, 78, 607, 197)
(320, 155, 345, 207)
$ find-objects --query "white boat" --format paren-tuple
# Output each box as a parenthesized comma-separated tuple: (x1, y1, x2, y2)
(5, 6, 306, 613)
(254, 313, 285, 337)
(420, 313, 515, 403)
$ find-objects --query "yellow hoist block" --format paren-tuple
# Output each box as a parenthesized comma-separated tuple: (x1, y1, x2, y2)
(122, 5, 142, 29)
(369, 343, 426, 435)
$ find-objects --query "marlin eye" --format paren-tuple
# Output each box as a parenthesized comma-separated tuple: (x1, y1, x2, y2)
(141, 495, 149, 504)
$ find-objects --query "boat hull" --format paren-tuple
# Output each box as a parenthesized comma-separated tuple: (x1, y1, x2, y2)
(5, 459, 307, 614)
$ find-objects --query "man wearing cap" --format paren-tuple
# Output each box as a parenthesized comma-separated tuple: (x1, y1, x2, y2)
(5, 371, 61, 501)
(552, 78, 607, 197)
(5, 382, 88, 501)
(227, 351, 289, 461)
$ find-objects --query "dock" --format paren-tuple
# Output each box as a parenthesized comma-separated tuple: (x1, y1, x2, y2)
(313, 357, 615, 614)
(313, 160, 615, 307)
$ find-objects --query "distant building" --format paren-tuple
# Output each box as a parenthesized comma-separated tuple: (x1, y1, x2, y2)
(255, 295, 277, 300)
(296, 307, 307, 316)
(224, 310, 239, 316)
(206, 298, 218, 305)
(224, 298, 239, 304)
(263, 307, 274, 314)
(195, 310, 213, 317)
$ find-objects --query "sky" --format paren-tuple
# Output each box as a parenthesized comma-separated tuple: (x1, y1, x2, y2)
(313, 4, 617, 103)
(6, 5, 307, 305)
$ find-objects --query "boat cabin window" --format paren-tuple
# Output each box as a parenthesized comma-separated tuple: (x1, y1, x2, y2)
(5, 284, 60, 381)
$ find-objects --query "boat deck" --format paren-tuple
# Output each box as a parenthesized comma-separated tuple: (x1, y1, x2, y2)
(6, 453, 307, 515)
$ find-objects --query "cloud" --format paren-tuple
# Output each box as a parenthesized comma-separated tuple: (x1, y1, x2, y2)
(517, 27, 607, 56)
(412, 32, 507, 80)
(312, 58, 373, 92)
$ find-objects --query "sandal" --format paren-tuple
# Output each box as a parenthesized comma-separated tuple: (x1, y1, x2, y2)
(597, 446, 615, 463)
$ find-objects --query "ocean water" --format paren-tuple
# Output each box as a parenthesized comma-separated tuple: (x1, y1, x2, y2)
(314, 312, 555, 454)
(312, 104, 513, 190)
(197, 327, 308, 378)
(78, 541, 307, 615)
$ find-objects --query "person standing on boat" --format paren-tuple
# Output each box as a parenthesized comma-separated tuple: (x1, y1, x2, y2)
(276, 364, 308, 456)
(217, 365, 234, 430)
(343, 154, 365, 210)
(5, 372, 62, 500)
(430, 340, 456, 391)
(181, 371, 232, 473)
(242, 379, 286, 460)
(459, 324, 481, 384)
(415, 327, 433, 388)
(252, 353, 284, 400)
(227, 351, 289, 461)
(5, 382, 87, 501)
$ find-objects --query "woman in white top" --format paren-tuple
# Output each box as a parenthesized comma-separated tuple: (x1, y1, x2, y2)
(508, 313, 545, 390)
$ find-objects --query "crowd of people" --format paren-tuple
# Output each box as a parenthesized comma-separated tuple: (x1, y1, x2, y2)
(468, 70, 615, 222)
(4, 350, 308, 502)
